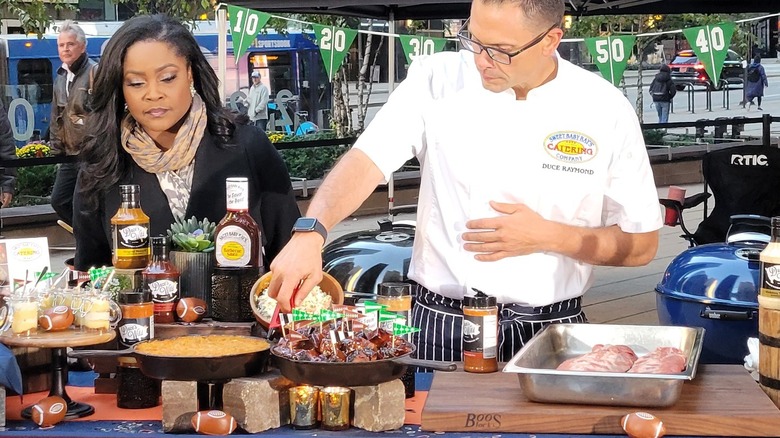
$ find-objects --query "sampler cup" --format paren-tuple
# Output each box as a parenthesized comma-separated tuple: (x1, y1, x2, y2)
(0, 295, 40, 337)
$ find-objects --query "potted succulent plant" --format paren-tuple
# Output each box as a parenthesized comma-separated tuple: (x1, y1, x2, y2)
(167, 216, 216, 310)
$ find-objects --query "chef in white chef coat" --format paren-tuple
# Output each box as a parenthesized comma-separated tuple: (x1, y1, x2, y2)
(268, 0, 662, 362)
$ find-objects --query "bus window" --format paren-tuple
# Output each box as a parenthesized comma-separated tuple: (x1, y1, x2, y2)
(261, 52, 293, 95)
(17, 59, 53, 104)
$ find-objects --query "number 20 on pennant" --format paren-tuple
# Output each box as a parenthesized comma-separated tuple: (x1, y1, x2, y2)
(320, 27, 348, 52)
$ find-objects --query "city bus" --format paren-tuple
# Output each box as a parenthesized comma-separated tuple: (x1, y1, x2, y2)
(0, 22, 330, 146)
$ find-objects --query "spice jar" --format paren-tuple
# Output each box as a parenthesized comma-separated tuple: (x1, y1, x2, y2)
(116, 356, 160, 409)
(377, 282, 416, 397)
(462, 291, 498, 373)
(210, 267, 260, 322)
(117, 291, 154, 348)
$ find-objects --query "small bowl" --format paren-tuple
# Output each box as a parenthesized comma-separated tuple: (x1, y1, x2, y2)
(250, 271, 344, 329)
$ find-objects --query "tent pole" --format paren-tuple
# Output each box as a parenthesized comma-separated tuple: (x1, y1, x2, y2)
(217, 7, 228, 105)
(388, 11, 396, 93)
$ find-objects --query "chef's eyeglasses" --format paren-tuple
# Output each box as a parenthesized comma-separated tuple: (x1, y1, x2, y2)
(457, 18, 557, 65)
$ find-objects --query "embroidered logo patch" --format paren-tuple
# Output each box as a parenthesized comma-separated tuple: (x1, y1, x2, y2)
(544, 131, 597, 163)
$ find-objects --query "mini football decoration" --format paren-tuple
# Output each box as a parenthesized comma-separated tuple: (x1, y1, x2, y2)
(621, 411, 666, 438)
(191, 409, 237, 435)
(31, 395, 67, 427)
(176, 297, 207, 323)
(38, 306, 74, 331)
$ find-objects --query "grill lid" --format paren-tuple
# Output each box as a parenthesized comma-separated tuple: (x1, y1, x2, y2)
(655, 241, 764, 309)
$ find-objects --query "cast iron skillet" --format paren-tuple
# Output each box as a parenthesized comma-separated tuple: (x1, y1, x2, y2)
(272, 343, 456, 387)
(69, 335, 270, 382)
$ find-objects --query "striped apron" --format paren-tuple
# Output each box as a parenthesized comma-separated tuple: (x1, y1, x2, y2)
(410, 284, 587, 363)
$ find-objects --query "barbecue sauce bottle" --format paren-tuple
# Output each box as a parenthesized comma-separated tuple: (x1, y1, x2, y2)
(143, 236, 180, 324)
(214, 177, 262, 268)
(111, 184, 151, 269)
(462, 290, 498, 373)
(759, 216, 780, 298)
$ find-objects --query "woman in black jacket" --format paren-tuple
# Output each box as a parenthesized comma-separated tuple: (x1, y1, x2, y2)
(73, 14, 300, 271)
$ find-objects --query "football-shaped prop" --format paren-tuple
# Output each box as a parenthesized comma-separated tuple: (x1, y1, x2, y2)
(176, 297, 207, 323)
(38, 306, 74, 331)
(30, 396, 67, 427)
(621, 411, 666, 438)
(191, 410, 237, 435)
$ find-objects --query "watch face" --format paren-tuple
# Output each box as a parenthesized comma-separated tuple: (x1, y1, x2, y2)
(295, 218, 318, 230)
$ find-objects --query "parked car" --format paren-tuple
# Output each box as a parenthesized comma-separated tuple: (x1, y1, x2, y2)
(669, 49, 746, 90)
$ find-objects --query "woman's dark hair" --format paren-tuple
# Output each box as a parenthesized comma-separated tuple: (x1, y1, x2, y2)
(79, 14, 235, 209)
(659, 64, 670, 73)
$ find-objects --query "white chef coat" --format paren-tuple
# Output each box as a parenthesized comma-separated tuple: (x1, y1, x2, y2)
(354, 50, 663, 306)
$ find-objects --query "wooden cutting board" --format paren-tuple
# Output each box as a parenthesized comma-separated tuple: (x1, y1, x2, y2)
(421, 365, 780, 436)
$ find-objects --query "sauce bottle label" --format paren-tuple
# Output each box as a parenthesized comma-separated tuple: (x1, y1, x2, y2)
(760, 261, 780, 297)
(147, 279, 178, 303)
(216, 225, 252, 266)
(118, 317, 154, 347)
(113, 224, 150, 257)
(226, 180, 249, 211)
(463, 314, 497, 358)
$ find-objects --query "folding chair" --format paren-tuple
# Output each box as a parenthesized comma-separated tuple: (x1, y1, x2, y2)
(659, 144, 780, 246)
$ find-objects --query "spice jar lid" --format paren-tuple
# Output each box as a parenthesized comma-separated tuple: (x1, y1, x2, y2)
(377, 282, 411, 297)
(463, 291, 497, 308)
(213, 266, 261, 276)
(118, 290, 151, 304)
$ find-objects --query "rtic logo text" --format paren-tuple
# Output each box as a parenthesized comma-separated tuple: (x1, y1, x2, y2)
(730, 154, 768, 166)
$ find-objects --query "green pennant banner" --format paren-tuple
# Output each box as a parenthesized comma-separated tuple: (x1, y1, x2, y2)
(584, 35, 636, 86)
(392, 322, 421, 336)
(682, 22, 736, 86)
(292, 308, 317, 321)
(312, 24, 358, 80)
(398, 34, 448, 65)
(317, 309, 345, 322)
(227, 5, 270, 63)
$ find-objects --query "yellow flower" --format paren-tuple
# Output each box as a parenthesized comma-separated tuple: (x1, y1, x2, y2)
(17, 142, 52, 158)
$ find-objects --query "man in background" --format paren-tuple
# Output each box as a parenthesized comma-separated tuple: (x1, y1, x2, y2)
(50, 21, 97, 226)
(247, 70, 270, 131)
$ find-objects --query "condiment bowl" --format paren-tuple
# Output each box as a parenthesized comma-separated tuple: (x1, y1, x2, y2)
(250, 271, 344, 329)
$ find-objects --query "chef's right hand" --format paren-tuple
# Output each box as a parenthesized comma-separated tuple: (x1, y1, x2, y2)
(267, 232, 325, 313)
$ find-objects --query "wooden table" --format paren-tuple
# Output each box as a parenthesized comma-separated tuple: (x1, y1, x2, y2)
(421, 364, 780, 436)
(0, 329, 115, 419)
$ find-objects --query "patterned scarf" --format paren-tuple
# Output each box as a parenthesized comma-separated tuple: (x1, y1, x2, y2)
(121, 94, 207, 218)
(121, 94, 207, 173)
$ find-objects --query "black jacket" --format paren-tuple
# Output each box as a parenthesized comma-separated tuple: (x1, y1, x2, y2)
(649, 71, 676, 103)
(73, 124, 301, 271)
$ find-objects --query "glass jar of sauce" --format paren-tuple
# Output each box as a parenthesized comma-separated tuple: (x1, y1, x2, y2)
(462, 291, 498, 373)
(116, 356, 160, 409)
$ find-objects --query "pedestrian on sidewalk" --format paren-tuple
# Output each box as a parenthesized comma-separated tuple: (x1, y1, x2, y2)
(648, 64, 676, 123)
(742, 55, 768, 111)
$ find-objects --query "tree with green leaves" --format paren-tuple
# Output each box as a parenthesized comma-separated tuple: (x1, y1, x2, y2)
(3, 0, 214, 35)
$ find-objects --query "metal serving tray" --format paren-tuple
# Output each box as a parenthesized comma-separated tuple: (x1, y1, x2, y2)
(502, 323, 705, 407)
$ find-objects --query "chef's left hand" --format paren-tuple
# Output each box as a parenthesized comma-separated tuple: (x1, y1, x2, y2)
(463, 201, 555, 262)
